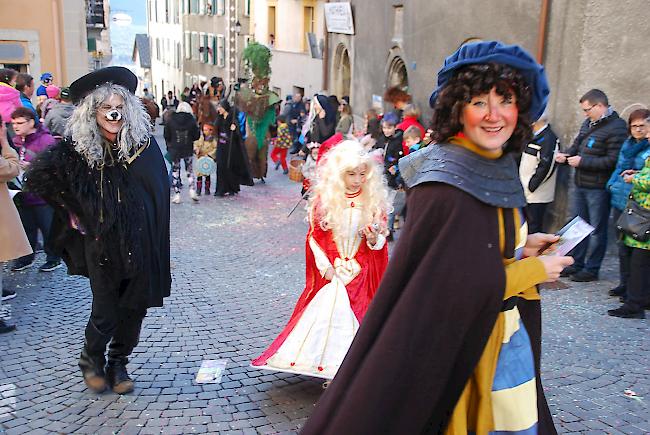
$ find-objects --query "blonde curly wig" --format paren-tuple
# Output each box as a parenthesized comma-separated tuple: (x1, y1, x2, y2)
(309, 140, 391, 236)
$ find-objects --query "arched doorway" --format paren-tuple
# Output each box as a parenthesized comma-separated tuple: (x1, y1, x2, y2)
(333, 43, 351, 99)
(387, 55, 408, 92)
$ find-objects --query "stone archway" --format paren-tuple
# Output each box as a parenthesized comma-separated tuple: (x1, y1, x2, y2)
(333, 43, 351, 99)
(387, 55, 408, 92)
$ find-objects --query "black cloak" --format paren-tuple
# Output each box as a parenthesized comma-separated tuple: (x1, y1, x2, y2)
(214, 108, 254, 195)
(25, 137, 171, 309)
(299, 182, 556, 434)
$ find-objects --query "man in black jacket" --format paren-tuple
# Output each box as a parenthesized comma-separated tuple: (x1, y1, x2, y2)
(556, 89, 627, 281)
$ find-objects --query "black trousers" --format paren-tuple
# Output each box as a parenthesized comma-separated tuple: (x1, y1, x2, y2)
(84, 278, 147, 365)
(17, 204, 60, 263)
(624, 247, 650, 312)
(525, 202, 548, 234)
(611, 208, 632, 290)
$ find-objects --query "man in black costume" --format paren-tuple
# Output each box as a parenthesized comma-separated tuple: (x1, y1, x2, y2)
(213, 99, 253, 196)
(25, 67, 171, 394)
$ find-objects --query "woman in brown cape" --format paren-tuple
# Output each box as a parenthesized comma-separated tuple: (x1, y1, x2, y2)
(300, 41, 573, 435)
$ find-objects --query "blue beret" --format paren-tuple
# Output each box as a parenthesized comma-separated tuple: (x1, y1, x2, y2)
(429, 40, 549, 121)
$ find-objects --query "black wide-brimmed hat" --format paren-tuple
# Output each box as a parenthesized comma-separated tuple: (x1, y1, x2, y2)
(69, 66, 138, 104)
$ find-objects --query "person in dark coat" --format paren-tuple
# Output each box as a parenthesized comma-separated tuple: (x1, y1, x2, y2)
(24, 66, 171, 395)
(164, 102, 201, 203)
(300, 41, 572, 435)
(213, 99, 253, 196)
(555, 88, 628, 282)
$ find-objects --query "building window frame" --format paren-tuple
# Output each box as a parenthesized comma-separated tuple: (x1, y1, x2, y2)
(216, 34, 225, 67)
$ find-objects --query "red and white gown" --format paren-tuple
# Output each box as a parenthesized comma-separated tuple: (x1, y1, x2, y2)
(252, 192, 389, 379)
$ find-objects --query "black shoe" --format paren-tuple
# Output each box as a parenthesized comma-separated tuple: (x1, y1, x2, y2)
(1, 290, 16, 301)
(609, 285, 626, 297)
(205, 189, 210, 195)
(282, 169, 289, 175)
(79, 348, 107, 393)
(39, 260, 62, 272)
(607, 306, 645, 319)
(259, 178, 266, 184)
(106, 362, 134, 394)
(275, 161, 281, 170)
(196, 190, 202, 196)
(0, 319, 16, 334)
(11, 258, 34, 272)
(570, 270, 598, 282)
(559, 265, 580, 278)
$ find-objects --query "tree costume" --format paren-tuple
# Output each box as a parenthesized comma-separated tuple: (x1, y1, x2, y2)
(24, 67, 171, 394)
(235, 42, 280, 182)
(300, 41, 557, 435)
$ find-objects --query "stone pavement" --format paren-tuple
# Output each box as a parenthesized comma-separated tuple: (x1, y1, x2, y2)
(0, 128, 648, 434)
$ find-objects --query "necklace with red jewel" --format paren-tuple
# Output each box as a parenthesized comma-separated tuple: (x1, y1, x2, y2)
(345, 189, 361, 207)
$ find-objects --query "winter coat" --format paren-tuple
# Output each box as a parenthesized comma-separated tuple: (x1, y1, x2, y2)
(13, 124, 56, 206)
(519, 124, 559, 204)
(335, 114, 354, 135)
(309, 117, 335, 144)
(0, 83, 21, 122)
(193, 135, 217, 159)
(44, 102, 75, 138)
(566, 111, 627, 189)
(20, 93, 38, 122)
(377, 131, 405, 189)
(164, 112, 200, 161)
(396, 115, 426, 155)
(0, 144, 32, 262)
(623, 158, 650, 250)
(606, 136, 650, 211)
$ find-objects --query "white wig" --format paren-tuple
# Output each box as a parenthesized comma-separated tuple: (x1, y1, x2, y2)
(65, 83, 152, 167)
(176, 102, 193, 114)
(309, 140, 391, 236)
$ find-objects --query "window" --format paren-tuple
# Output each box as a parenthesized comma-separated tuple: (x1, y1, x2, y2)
(199, 33, 208, 63)
(191, 32, 200, 60)
(393, 6, 404, 42)
(190, 0, 199, 14)
(216, 0, 225, 15)
(216, 35, 225, 67)
(244, 0, 250, 16)
(303, 6, 314, 52)
(184, 31, 191, 59)
(268, 6, 276, 47)
(156, 38, 161, 61)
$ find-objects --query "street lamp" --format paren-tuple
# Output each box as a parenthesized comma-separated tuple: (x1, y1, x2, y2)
(234, 20, 242, 35)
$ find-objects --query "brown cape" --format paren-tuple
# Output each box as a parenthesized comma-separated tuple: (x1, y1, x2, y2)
(299, 182, 556, 434)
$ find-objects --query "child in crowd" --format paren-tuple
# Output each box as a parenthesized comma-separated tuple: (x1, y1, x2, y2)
(193, 123, 218, 196)
(271, 115, 292, 174)
(301, 142, 320, 196)
(376, 112, 405, 240)
(403, 125, 425, 153)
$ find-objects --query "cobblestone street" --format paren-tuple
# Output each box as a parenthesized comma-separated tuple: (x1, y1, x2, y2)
(0, 129, 648, 434)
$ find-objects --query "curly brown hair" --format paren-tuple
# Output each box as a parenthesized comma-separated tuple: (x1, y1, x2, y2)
(430, 63, 533, 154)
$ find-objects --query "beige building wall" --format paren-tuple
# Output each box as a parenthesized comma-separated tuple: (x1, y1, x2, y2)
(253, 0, 324, 99)
(0, 0, 88, 85)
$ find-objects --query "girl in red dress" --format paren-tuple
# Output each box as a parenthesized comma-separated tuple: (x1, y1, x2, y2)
(252, 140, 390, 379)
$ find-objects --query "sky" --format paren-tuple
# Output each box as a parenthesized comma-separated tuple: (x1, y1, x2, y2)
(109, 0, 147, 67)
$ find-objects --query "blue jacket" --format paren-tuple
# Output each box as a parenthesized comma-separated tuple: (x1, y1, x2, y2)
(20, 93, 39, 125)
(606, 136, 650, 210)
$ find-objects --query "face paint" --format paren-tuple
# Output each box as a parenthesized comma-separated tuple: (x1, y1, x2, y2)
(96, 93, 125, 141)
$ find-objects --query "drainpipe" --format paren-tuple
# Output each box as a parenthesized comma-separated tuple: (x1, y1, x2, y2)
(536, 0, 550, 64)
(322, 0, 329, 92)
(52, 0, 64, 80)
